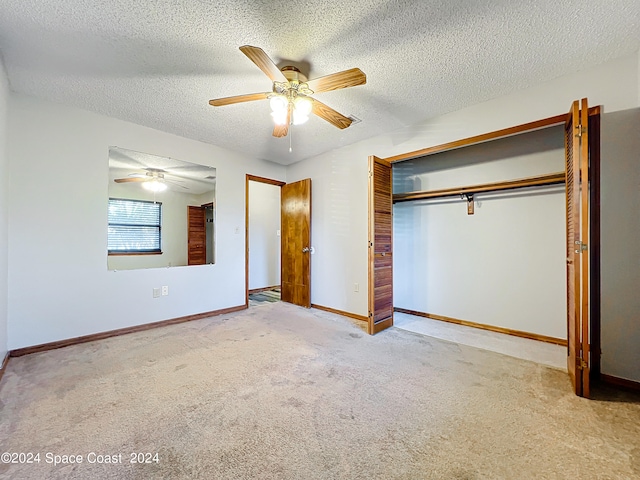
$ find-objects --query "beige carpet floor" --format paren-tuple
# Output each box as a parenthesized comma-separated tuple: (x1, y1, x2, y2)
(0, 302, 639, 479)
(394, 311, 567, 370)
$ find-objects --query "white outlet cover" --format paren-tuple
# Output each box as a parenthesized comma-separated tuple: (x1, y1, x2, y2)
(162, 286, 169, 296)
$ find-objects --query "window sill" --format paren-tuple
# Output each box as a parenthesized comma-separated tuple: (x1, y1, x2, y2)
(108, 252, 163, 256)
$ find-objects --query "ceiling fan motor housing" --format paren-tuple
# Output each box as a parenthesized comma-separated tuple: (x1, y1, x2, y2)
(280, 65, 308, 83)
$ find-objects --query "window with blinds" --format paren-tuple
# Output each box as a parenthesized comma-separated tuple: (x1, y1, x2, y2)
(108, 198, 162, 254)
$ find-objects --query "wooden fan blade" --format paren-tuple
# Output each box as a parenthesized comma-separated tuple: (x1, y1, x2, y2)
(312, 100, 353, 129)
(209, 92, 269, 107)
(306, 68, 366, 94)
(239, 45, 287, 82)
(273, 123, 289, 138)
(114, 178, 146, 183)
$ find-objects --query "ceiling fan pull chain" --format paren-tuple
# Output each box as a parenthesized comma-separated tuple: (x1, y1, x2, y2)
(289, 127, 293, 153)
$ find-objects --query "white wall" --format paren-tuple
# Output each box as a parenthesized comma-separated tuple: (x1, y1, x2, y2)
(0, 54, 9, 360)
(286, 150, 369, 315)
(288, 53, 638, 320)
(248, 181, 281, 290)
(394, 127, 567, 339)
(600, 108, 640, 382)
(289, 53, 639, 380)
(7, 94, 285, 350)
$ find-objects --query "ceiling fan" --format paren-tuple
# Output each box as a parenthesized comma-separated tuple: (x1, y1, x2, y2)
(114, 169, 188, 192)
(209, 45, 366, 138)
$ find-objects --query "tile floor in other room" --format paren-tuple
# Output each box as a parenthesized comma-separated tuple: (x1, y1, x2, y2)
(248, 288, 281, 307)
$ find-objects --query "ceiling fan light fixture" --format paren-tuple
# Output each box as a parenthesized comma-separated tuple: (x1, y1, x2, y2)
(209, 46, 366, 137)
(271, 110, 288, 125)
(269, 94, 288, 113)
(292, 110, 309, 125)
(142, 180, 168, 192)
(294, 96, 313, 116)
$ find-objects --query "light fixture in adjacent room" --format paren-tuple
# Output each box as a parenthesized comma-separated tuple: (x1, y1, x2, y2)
(142, 179, 168, 192)
(114, 168, 184, 193)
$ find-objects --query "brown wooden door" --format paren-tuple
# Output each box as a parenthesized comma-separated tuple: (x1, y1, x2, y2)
(187, 206, 206, 265)
(368, 156, 393, 334)
(281, 178, 311, 307)
(565, 98, 590, 397)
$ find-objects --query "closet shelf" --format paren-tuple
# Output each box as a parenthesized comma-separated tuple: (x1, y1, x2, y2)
(393, 172, 566, 203)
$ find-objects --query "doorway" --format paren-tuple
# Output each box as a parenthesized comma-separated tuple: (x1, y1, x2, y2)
(370, 101, 601, 398)
(246, 175, 284, 307)
(187, 203, 215, 266)
(245, 175, 312, 309)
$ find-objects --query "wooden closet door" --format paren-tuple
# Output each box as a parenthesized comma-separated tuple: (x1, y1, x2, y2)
(368, 156, 393, 334)
(565, 98, 590, 397)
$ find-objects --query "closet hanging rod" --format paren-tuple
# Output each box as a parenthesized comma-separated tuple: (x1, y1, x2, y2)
(393, 172, 565, 203)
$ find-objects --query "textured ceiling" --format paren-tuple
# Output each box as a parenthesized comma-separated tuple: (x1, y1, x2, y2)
(0, 1, 639, 165)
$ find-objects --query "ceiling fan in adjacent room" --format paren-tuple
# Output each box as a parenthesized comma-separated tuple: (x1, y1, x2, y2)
(209, 45, 366, 138)
(113, 169, 188, 192)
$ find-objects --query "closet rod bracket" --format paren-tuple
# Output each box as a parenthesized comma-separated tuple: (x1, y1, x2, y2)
(461, 193, 475, 215)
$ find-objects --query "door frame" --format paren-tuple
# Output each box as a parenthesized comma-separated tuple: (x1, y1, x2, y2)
(245, 175, 286, 308)
(588, 111, 601, 379)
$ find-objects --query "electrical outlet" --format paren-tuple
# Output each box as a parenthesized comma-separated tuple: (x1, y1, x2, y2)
(354, 283, 359, 292)
(162, 286, 169, 296)
(153, 287, 161, 298)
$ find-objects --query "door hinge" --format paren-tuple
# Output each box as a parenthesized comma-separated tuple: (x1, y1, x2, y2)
(575, 125, 585, 138)
(574, 241, 587, 253)
(368, 170, 373, 178)
(368, 312, 373, 318)
(368, 241, 373, 248)
(577, 358, 588, 370)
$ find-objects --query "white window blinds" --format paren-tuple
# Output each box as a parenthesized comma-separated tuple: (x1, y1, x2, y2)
(108, 198, 162, 253)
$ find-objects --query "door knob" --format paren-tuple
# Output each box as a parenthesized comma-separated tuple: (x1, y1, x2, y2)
(302, 247, 310, 253)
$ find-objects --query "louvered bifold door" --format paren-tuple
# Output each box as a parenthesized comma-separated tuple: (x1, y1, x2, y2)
(368, 156, 393, 334)
(565, 98, 590, 397)
(188, 206, 206, 265)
